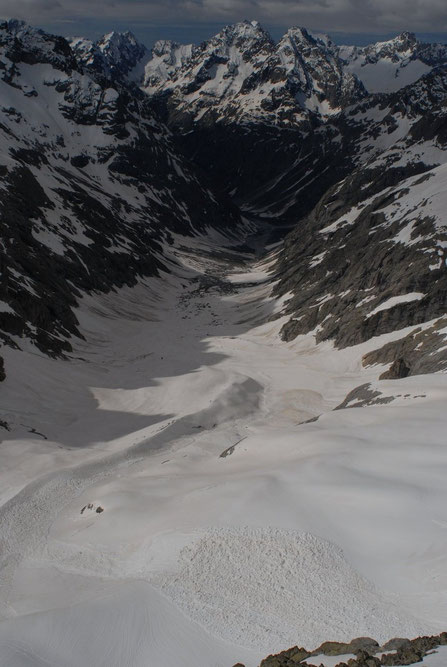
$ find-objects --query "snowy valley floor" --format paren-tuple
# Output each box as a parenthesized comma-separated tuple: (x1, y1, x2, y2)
(1, 241, 447, 666)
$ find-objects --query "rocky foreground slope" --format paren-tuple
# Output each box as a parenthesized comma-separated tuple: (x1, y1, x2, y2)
(240, 632, 447, 667)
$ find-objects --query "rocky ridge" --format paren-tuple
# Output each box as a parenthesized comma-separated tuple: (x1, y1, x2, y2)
(140, 22, 367, 126)
(340, 32, 447, 93)
(74, 24, 447, 125)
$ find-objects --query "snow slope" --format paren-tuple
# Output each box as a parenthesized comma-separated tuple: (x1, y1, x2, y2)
(0, 581, 259, 667)
(1, 245, 447, 665)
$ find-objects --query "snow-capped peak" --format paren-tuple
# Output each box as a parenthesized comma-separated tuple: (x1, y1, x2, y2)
(70, 29, 147, 80)
(379, 31, 417, 49)
(219, 19, 271, 41)
(338, 31, 447, 94)
(140, 20, 367, 123)
(1, 17, 27, 34)
(97, 29, 142, 55)
(152, 40, 181, 57)
(279, 26, 337, 59)
(207, 19, 274, 53)
(283, 26, 316, 44)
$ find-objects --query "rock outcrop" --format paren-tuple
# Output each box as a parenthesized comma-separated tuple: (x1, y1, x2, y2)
(238, 631, 447, 667)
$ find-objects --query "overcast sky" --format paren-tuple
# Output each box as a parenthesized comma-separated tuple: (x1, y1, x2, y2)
(1, 0, 447, 46)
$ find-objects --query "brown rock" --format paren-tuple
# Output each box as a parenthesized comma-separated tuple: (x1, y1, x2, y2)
(380, 648, 422, 665)
(381, 639, 411, 652)
(260, 646, 310, 666)
(312, 641, 351, 656)
(350, 638, 380, 654)
(379, 357, 410, 380)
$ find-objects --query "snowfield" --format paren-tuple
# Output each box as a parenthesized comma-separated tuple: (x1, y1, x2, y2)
(1, 243, 447, 666)
(153, 527, 425, 650)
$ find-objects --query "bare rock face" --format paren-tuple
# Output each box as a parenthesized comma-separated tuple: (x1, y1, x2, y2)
(379, 358, 411, 380)
(271, 67, 447, 370)
(349, 638, 380, 654)
(363, 318, 447, 377)
(311, 640, 352, 656)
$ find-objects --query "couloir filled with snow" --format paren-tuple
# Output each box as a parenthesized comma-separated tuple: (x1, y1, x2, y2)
(1, 239, 447, 667)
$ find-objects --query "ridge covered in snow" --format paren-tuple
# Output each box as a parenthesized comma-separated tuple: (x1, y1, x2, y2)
(70, 22, 447, 127)
(340, 31, 447, 93)
(139, 20, 366, 124)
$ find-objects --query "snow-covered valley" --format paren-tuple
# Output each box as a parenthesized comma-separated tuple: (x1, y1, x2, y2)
(1, 16, 447, 667)
(1, 241, 447, 666)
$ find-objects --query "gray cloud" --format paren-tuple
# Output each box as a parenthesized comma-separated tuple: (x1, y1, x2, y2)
(1, 0, 447, 33)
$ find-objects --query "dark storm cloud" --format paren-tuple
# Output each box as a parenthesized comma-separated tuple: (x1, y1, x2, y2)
(1, 0, 447, 33)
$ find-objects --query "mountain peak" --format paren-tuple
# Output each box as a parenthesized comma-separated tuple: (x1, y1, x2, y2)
(284, 26, 313, 41)
(99, 30, 140, 48)
(215, 19, 273, 45)
(372, 30, 418, 53)
(97, 29, 145, 56)
(71, 29, 147, 79)
(1, 18, 26, 32)
(0, 19, 75, 71)
(281, 27, 335, 52)
(397, 31, 417, 43)
(152, 39, 181, 56)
